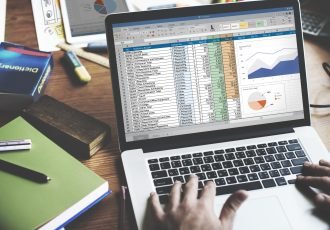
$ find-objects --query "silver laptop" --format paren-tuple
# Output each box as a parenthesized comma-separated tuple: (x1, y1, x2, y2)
(105, 0, 329, 229)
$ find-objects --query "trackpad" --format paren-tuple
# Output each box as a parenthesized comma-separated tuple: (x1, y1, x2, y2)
(233, 196, 292, 230)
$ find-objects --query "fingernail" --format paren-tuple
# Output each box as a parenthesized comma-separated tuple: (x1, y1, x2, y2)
(316, 194, 325, 202)
(150, 192, 155, 196)
(304, 162, 311, 166)
(296, 175, 303, 180)
(190, 174, 196, 178)
(174, 180, 181, 184)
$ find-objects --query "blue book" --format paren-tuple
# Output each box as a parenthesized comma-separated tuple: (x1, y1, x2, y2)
(0, 42, 53, 111)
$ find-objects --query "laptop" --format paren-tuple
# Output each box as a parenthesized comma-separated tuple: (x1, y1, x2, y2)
(105, 0, 330, 229)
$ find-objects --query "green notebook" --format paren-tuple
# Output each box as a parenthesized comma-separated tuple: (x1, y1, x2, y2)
(0, 117, 109, 229)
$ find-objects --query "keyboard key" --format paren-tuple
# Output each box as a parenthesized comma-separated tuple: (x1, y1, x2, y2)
(193, 158, 203, 165)
(193, 152, 203, 157)
(216, 181, 262, 195)
(248, 173, 259, 181)
(295, 150, 306, 157)
(278, 141, 288, 145)
(154, 178, 173, 187)
(226, 176, 237, 184)
(254, 156, 265, 164)
(269, 170, 280, 177)
(256, 149, 267, 156)
(201, 164, 212, 172)
(233, 159, 244, 167)
(235, 152, 246, 159)
(212, 162, 222, 170)
(236, 146, 246, 151)
(246, 150, 256, 157)
(285, 152, 296, 159)
(168, 169, 179, 176)
(290, 166, 303, 174)
(196, 173, 207, 180)
(279, 168, 290, 176)
(182, 154, 192, 159)
(265, 155, 275, 162)
(276, 146, 287, 153)
(286, 144, 302, 151)
(268, 142, 278, 147)
(247, 145, 257, 150)
(275, 153, 285, 161)
(228, 168, 239, 176)
(160, 162, 171, 169)
(149, 164, 160, 171)
(179, 167, 190, 175)
(275, 177, 287, 186)
(171, 161, 182, 168)
(260, 163, 271, 171)
(215, 155, 225, 162)
(215, 178, 226, 186)
(266, 147, 277, 154)
(237, 175, 248, 183)
(152, 170, 168, 179)
(206, 171, 218, 179)
(281, 160, 292, 167)
(182, 159, 193, 167)
(159, 195, 169, 204)
(159, 157, 169, 162)
(217, 169, 228, 177)
(262, 179, 276, 188)
(170, 155, 181, 160)
(257, 144, 267, 148)
(215, 149, 225, 154)
(173, 176, 184, 183)
(249, 165, 261, 172)
(225, 153, 235, 160)
(225, 148, 235, 153)
(292, 157, 308, 166)
(271, 162, 282, 169)
(288, 179, 296, 184)
(258, 171, 270, 179)
(239, 166, 250, 174)
(204, 156, 215, 163)
(204, 151, 214, 156)
(288, 139, 298, 144)
(223, 161, 234, 168)
(190, 166, 201, 173)
(148, 159, 158, 164)
(156, 185, 172, 194)
(244, 158, 254, 165)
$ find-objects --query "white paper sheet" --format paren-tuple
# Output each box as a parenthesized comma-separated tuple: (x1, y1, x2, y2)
(31, 0, 65, 51)
(0, 0, 6, 41)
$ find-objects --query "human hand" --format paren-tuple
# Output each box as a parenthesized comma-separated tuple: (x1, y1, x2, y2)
(296, 159, 330, 212)
(146, 175, 248, 230)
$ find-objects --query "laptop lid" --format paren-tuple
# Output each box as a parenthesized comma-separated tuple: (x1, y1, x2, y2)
(105, 0, 310, 152)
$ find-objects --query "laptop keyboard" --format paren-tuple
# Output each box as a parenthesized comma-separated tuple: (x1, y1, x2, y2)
(147, 139, 309, 204)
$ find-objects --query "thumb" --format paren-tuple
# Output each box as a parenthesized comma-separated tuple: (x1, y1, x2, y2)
(315, 193, 330, 211)
(219, 190, 248, 229)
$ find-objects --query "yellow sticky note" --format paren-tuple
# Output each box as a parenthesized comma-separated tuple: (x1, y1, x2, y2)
(240, 22, 249, 29)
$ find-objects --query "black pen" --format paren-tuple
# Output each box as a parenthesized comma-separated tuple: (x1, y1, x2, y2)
(0, 159, 51, 183)
(84, 42, 108, 53)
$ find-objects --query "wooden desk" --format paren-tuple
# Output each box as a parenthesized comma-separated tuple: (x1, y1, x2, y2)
(3, 1, 330, 229)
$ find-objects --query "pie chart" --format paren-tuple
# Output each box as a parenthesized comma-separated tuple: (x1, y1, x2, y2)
(94, 0, 107, 14)
(248, 92, 267, 111)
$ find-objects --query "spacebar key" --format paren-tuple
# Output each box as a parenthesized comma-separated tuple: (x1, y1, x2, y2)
(216, 181, 263, 195)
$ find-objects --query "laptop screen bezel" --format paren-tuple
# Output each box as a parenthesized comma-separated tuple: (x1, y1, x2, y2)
(105, 0, 310, 152)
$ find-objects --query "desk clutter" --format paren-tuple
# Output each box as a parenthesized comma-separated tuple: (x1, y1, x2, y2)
(0, 117, 110, 229)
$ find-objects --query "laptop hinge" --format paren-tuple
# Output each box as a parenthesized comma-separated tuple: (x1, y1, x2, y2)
(142, 127, 295, 153)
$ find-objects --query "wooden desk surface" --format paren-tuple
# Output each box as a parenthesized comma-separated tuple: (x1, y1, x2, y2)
(3, 1, 330, 229)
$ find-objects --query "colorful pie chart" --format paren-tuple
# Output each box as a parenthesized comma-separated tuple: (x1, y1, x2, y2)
(248, 92, 267, 111)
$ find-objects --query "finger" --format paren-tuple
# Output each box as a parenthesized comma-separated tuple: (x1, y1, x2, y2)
(303, 162, 330, 177)
(219, 190, 248, 229)
(296, 176, 330, 193)
(199, 180, 216, 205)
(168, 180, 182, 210)
(182, 175, 198, 203)
(314, 193, 330, 211)
(319, 159, 330, 168)
(149, 192, 165, 221)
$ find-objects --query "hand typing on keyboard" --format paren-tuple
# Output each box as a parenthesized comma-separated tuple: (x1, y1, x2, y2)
(297, 160, 330, 212)
(146, 175, 248, 230)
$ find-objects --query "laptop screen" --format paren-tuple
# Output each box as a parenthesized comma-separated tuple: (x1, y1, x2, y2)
(112, 7, 304, 142)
